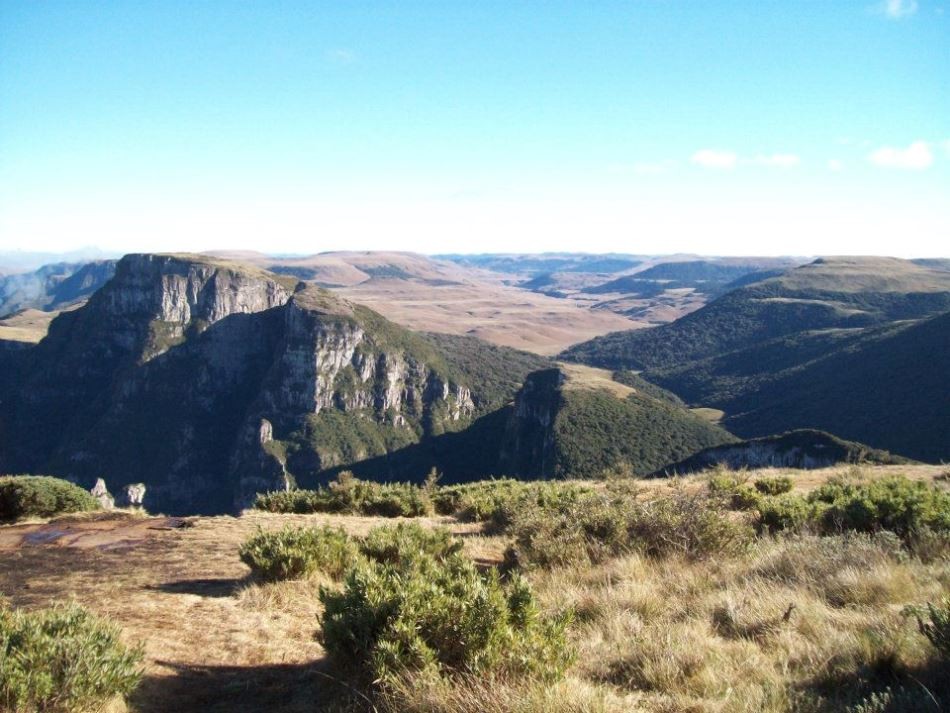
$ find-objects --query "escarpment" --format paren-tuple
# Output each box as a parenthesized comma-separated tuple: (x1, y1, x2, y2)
(0, 255, 477, 514)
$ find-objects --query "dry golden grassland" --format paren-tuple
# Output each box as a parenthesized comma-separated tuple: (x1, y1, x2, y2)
(1, 464, 947, 713)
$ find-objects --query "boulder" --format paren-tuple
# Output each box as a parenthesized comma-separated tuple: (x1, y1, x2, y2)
(90, 478, 115, 509)
(118, 483, 147, 508)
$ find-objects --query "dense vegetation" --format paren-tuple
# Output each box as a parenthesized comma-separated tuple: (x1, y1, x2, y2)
(651, 312, 950, 462)
(562, 258, 950, 463)
(421, 332, 552, 416)
(0, 600, 143, 712)
(239, 522, 573, 685)
(244, 467, 950, 711)
(0, 475, 99, 521)
(548, 388, 735, 477)
(254, 472, 593, 525)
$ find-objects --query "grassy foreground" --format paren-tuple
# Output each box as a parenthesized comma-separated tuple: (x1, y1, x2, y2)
(0, 464, 947, 713)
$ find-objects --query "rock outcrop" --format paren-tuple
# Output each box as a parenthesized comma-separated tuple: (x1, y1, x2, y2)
(654, 429, 911, 476)
(0, 254, 477, 514)
(90, 478, 115, 509)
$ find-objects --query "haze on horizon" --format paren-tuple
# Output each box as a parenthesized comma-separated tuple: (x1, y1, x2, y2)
(1, 1, 948, 258)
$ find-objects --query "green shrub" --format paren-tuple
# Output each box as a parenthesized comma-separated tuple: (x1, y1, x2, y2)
(254, 489, 333, 514)
(360, 523, 463, 568)
(432, 479, 527, 520)
(0, 475, 99, 522)
(813, 476, 950, 536)
(755, 476, 950, 540)
(906, 598, 950, 659)
(254, 472, 434, 517)
(706, 470, 762, 510)
(319, 528, 573, 683)
(0, 601, 143, 713)
(754, 476, 794, 496)
(757, 494, 824, 533)
(505, 490, 753, 569)
(239, 525, 359, 582)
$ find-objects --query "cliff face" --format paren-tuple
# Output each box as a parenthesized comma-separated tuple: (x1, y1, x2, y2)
(0, 255, 474, 514)
(655, 429, 910, 476)
(498, 369, 565, 478)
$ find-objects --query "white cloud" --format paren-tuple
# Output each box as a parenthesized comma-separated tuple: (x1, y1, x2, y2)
(748, 154, 801, 168)
(868, 141, 934, 169)
(876, 0, 918, 18)
(632, 160, 677, 175)
(827, 159, 844, 172)
(941, 140, 950, 158)
(326, 48, 357, 64)
(690, 149, 738, 170)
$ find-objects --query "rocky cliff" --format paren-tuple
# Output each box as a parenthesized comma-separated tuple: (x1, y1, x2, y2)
(0, 254, 475, 513)
(654, 429, 911, 475)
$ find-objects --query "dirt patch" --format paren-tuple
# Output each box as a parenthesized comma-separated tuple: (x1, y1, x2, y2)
(0, 514, 188, 552)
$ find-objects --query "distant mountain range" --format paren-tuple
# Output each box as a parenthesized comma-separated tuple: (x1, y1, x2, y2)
(0, 261, 116, 317)
(562, 257, 950, 462)
(0, 254, 734, 514)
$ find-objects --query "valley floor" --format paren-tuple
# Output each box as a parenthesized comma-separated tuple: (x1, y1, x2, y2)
(1, 464, 947, 713)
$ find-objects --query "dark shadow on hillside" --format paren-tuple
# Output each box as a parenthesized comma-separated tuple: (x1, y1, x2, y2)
(793, 656, 948, 712)
(131, 659, 376, 713)
(149, 577, 247, 598)
(295, 407, 515, 488)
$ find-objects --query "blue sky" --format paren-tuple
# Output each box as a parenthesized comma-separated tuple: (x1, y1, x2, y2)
(1, 0, 948, 256)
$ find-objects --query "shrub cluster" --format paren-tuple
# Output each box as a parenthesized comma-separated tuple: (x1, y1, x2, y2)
(756, 475, 950, 539)
(705, 469, 763, 510)
(753, 475, 794, 496)
(255, 473, 591, 525)
(906, 598, 950, 659)
(0, 475, 99, 522)
(318, 525, 573, 683)
(504, 487, 754, 568)
(0, 600, 143, 712)
(239, 525, 359, 582)
(239, 521, 574, 684)
(254, 471, 435, 517)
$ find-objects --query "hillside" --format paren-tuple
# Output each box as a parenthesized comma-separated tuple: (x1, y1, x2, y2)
(0, 254, 480, 512)
(650, 312, 950, 462)
(582, 258, 797, 300)
(562, 257, 950, 462)
(655, 429, 911, 475)
(0, 260, 116, 316)
(1, 463, 947, 713)
(499, 365, 736, 478)
(562, 257, 950, 371)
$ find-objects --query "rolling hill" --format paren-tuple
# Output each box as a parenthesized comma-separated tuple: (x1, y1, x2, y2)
(562, 257, 950, 462)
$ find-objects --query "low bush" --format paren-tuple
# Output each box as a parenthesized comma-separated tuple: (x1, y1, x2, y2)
(756, 476, 950, 539)
(0, 475, 99, 522)
(239, 525, 359, 582)
(906, 598, 950, 659)
(812, 476, 950, 536)
(432, 479, 527, 520)
(705, 469, 762, 510)
(505, 490, 753, 569)
(360, 522, 463, 567)
(753, 475, 794, 496)
(0, 600, 143, 713)
(757, 494, 823, 533)
(319, 528, 573, 683)
(254, 472, 434, 517)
